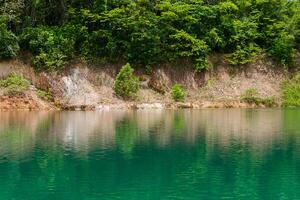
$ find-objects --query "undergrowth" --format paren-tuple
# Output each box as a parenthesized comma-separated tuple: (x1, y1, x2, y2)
(241, 88, 277, 107)
(282, 74, 300, 107)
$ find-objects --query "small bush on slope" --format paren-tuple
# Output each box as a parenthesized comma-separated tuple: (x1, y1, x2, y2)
(171, 84, 186, 102)
(113, 63, 139, 100)
(0, 72, 30, 96)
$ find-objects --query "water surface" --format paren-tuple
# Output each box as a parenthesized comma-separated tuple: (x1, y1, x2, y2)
(0, 109, 300, 200)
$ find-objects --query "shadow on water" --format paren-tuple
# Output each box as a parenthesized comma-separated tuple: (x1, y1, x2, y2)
(0, 109, 300, 200)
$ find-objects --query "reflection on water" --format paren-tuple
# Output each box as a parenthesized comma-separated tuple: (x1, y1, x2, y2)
(0, 109, 300, 200)
(0, 109, 288, 156)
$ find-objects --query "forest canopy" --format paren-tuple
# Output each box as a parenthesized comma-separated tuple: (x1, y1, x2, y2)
(0, 0, 299, 71)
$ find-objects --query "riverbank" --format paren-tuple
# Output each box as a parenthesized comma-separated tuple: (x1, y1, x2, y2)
(0, 55, 298, 111)
(66, 100, 276, 111)
(0, 98, 274, 111)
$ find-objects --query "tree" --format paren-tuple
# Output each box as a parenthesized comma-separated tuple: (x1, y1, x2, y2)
(0, 0, 24, 30)
(0, 18, 19, 58)
(1, 0, 300, 70)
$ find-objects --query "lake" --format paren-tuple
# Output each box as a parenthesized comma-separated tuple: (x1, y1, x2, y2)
(0, 109, 300, 200)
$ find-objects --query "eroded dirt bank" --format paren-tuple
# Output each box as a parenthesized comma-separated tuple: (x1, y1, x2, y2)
(0, 56, 295, 111)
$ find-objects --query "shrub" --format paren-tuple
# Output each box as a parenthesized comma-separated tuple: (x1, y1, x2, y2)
(0, 19, 20, 58)
(169, 30, 209, 72)
(241, 88, 277, 107)
(37, 89, 54, 101)
(282, 74, 300, 107)
(20, 26, 76, 71)
(261, 97, 277, 107)
(171, 84, 186, 102)
(228, 44, 261, 66)
(33, 52, 68, 71)
(113, 63, 139, 99)
(268, 33, 295, 68)
(0, 72, 30, 96)
(241, 88, 260, 104)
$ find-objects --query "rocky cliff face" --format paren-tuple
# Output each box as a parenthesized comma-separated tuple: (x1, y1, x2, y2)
(0, 56, 295, 110)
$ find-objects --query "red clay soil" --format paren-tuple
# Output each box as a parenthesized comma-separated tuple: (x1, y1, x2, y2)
(0, 96, 41, 110)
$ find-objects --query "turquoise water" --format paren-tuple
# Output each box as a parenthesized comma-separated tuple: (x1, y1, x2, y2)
(0, 109, 300, 200)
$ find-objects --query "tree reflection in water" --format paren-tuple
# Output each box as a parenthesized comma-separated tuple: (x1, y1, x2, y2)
(0, 109, 294, 159)
(0, 109, 300, 200)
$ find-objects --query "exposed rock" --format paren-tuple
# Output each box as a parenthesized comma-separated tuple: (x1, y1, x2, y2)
(176, 102, 193, 109)
(139, 75, 151, 89)
(96, 104, 128, 110)
(61, 68, 100, 107)
(136, 103, 164, 109)
(149, 77, 167, 94)
(0, 56, 289, 110)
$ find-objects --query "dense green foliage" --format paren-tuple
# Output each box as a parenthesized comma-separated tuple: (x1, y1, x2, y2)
(171, 84, 186, 102)
(113, 63, 139, 99)
(0, 0, 299, 70)
(0, 18, 19, 58)
(20, 26, 76, 70)
(282, 74, 300, 107)
(0, 72, 30, 96)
